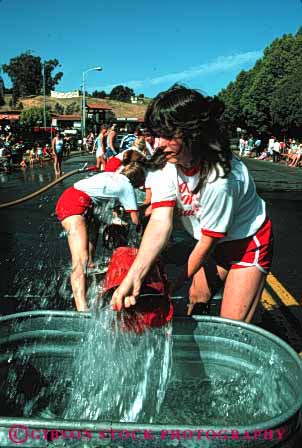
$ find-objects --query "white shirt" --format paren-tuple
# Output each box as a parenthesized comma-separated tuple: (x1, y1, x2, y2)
(74, 172, 138, 211)
(146, 156, 266, 242)
(268, 138, 275, 150)
(273, 142, 280, 153)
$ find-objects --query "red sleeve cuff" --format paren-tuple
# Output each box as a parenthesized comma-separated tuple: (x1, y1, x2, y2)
(202, 229, 226, 238)
(152, 200, 176, 209)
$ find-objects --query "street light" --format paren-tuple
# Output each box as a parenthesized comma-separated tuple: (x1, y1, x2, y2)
(82, 66, 102, 138)
(42, 62, 46, 130)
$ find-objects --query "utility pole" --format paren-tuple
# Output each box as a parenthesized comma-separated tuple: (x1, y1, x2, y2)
(43, 62, 47, 129)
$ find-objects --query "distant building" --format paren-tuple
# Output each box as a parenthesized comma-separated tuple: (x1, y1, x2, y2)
(130, 95, 144, 105)
(51, 90, 80, 99)
(51, 114, 81, 130)
(86, 102, 115, 128)
(0, 110, 21, 129)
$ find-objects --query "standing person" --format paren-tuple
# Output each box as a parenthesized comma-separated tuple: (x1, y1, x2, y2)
(36, 143, 43, 167)
(267, 136, 275, 158)
(254, 137, 262, 158)
(105, 123, 118, 158)
(93, 125, 107, 171)
(238, 137, 245, 157)
(119, 127, 137, 152)
(111, 85, 274, 323)
(51, 131, 65, 176)
(86, 130, 95, 153)
(272, 139, 281, 163)
(143, 132, 156, 157)
(55, 162, 146, 311)
(245, 135, 254, 158)
(29, 146, 36, 168)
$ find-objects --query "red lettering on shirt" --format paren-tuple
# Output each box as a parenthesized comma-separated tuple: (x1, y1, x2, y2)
(181, 194, 193, 205)
(177, 208, 195, 216)
(179, 182, 191, 194)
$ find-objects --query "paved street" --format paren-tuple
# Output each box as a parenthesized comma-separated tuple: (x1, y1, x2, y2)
(0, 155, 301, 355)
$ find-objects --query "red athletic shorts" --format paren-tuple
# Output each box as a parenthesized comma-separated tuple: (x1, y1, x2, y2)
(213, 217, 273, 273)
(56, 187, 93, 222)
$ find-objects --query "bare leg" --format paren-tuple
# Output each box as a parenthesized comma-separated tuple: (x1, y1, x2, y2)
(221, 267, 266, 322)
(62, 215, 89, 311)
(53, 154, 59, 175)
(187, 258, 228, 315)
(96, 156, 105, 171)
(57, 155, 63, 176)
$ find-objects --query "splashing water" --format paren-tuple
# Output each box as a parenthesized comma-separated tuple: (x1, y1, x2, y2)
(63, 308, 173, 423)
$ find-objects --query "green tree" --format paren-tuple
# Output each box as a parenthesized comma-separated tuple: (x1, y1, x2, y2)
(2, 51, 63, 103)
(219, 69, 254, 131)
(65, 102, 80, 114)
(20, 107, 51, 129)
(54, 102, 64, 114)
(218, 28, 302, 136)
(270, 59, 302, 137)
(109, 85, 134, 102)
(91, 90, 107, 99)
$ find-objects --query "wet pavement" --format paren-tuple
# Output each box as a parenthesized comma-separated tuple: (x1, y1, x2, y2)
(0, 153, 302, 446)
(0, 154, 301, 350)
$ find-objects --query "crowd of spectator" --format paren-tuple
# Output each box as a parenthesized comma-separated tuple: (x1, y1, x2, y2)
(238, 135, 302, 167)
(83, 125, 158, 172)
(0, 124, 80, 174)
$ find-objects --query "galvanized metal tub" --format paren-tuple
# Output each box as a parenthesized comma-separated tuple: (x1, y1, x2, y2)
(0, 311, 301, 447)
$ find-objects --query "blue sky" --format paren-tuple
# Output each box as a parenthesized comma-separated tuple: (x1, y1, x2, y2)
(1, 0, 301, 97)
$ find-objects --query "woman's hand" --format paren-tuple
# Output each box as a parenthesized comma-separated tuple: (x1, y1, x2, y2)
(111, 207, 174, 311)
(110, 275, 142, 311)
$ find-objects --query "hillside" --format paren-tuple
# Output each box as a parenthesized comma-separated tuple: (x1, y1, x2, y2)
(0, 95, 149, 120)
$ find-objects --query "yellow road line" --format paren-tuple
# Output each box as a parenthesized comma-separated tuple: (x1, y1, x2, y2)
(261, 288, 278, 311)
(267, 273, 300, 307)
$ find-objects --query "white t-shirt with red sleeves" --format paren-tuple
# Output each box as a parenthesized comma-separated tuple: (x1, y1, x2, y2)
(146, 156, 266, 242)
(74, 172, 138, 212)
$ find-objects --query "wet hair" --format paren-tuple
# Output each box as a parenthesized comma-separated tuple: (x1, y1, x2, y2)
(144, 84, 232, 192)
(121, 161, 146, 188)
(122, 149, 146, 165)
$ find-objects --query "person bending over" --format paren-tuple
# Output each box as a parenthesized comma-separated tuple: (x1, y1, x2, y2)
(111, 84, 273, 323)
(56, 162, 146, 311)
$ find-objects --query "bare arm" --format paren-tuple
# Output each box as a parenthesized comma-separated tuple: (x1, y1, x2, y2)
(109, 131, 116, 151)
(129, 211, 139, 225)
(187, 235, 217, 278)
(110, 206, 174, 311)
(169, 234, 218, 295)
(51, 138, 56, 155)
(143, 188, 152, 205)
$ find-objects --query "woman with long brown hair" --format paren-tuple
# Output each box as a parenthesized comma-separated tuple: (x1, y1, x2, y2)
(111, 84, 273, 323)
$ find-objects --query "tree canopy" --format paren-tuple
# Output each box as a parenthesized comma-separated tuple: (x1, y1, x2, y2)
(218, 29, 302, 137)
(91, 90, 107, 99)
(2, 51, 63, 105)
(20, 107, 51, 129)
(109, 85, 134, 102)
